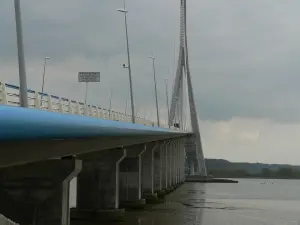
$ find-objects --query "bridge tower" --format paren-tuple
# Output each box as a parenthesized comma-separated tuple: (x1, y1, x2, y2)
(169, 0, 207, 176)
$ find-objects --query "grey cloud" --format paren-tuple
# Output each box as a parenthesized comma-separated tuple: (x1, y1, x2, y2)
(187, 0, 300, 122)
(1, 0, 300, 123)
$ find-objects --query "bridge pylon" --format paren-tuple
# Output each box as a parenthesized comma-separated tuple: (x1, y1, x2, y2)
(169, 0, 207, 176)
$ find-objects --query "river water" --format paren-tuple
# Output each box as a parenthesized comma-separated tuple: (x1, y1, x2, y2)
(72, 178, 300, 225)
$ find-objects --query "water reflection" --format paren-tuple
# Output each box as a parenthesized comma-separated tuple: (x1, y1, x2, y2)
(116, 183, 205, 225)
(72, 180, 300, 225)
(71, 183, 206, 225)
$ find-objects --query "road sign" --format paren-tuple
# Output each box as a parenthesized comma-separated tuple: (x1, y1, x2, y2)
(78, 72, 100, 82)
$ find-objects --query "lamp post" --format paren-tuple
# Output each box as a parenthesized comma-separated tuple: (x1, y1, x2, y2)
(41, 57, 51, 94)
(109, 88, 113, 119)
(125, 99, 128, 115)
(117, 2, 135, 123)
(14, 0, 28, 107)
(149, 56, 160, 127)
(165, 78, 170, 128)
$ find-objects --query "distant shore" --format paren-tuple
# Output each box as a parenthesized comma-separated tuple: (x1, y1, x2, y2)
(208, 167, 300, 180)
(212, 176, 300, 180)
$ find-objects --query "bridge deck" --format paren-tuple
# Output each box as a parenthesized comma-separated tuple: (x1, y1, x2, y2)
(0, 105, 185, 141)
(0, 83, 188, 167)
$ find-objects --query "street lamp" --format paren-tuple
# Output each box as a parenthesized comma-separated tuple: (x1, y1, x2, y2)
(41, 57, 51, 93)
(14, 0, 28, 107)
(109, 88, 113, 119)
(165, 78, 170, 128)
(149, 56, 160, 127)
(117, 2, 136, 123)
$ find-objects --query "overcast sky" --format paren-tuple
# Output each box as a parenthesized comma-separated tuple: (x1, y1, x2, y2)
(1, 0, 300, 164)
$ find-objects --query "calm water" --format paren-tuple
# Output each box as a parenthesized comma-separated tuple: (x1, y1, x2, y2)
(72, 179, 300, 225)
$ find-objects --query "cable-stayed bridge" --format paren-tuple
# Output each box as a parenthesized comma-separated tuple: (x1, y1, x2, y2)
(0, 1, 206, 224)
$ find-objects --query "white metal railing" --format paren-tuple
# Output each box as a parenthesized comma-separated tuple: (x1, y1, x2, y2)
(0, 81, 182, 130)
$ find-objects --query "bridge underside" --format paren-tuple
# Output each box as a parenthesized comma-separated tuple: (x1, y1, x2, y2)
(0, 137, 187, 225)
(0, 133, 186, 168)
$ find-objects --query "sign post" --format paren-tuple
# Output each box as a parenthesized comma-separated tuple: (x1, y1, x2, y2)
(78, 72, 100, 114)
(84, 82, 89, 106)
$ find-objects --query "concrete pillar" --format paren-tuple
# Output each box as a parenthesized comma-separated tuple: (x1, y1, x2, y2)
(164, 141, 168, 189)
(177, 140, 182, 184)
(74, 148, 126, 220)
(119, 144, 146, 208)
(179, 139, 185, 182)
(175, 140, 179, 184)
(175, 141, 180, 185)
(170, 141, 174, 187)
(182, 140, 186, 182)
(142, 142, 158, 195)
(190, 161, 195, 176)
(173, 141, 177, 185)
(167, 141, 172, 188)
(0, 159, 81, 225)
(182, 140, 187, 181)
(178, 140, 181, 183)
(172, 141, 177, 186)
(156, 141, 166, 192)
(170, 141, 174, 186)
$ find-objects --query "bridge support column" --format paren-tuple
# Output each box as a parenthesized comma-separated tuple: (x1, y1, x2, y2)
(176, 139, 185, 185)
(170, 141, 174, 186)
(171, 141, 177, 187)
(185, 136, 204, 177)
(163, 141, 169, 190)
(0, 159, 81, 225)
(154, 141, 166, 198)
(190, 161, 195, 176)
(164, 141, 176, 193)
(159, 142, 166, 191)
(166, 141, 173, 189)
(164, 142, 167, 190)
(175, 141, 179, 185)
(177, 140, 184, 185)
(141, 142, 160, 203)
(119, 144, 146, 209)
(142, 142, 156, 195)
(73, 149, 126, 222)
(179, 139, 186, 183)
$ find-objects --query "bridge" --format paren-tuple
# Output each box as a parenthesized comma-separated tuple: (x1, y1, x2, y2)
(0, 0, 206, 225)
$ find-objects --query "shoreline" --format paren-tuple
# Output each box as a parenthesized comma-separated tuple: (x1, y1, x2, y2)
(211, 176, 300, 180)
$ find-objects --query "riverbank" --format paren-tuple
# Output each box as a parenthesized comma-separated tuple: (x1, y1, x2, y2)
(185, 176, 238, 183)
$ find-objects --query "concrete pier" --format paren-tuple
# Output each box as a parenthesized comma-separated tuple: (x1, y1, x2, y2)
(179, 139, 186, 183)
(170, 141, 176, 186)
(0, 158, 81, 225)
(152, 141, 167, 198)
(163, 141, 170, 192)
(119, 144, 146, 209)
(159, 140, 175, 195)
(142, 142, 158, 196)
(155, 141, 166, 192)
(176, 140, 182, 184)
(167, 141, 173, 188)
(172, 141, 177, 185)
(73, 148, 126, 221)
(189, 160, 195, 176)
(142, 141, 167, 204)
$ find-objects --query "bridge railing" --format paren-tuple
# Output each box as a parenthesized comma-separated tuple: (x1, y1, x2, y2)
(0, 81, 183, 130)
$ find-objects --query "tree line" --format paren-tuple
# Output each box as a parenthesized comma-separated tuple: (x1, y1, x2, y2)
(208, 167, 300, 179)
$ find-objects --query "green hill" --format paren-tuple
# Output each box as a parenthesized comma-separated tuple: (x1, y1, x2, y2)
(205, 158, 300, 179)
